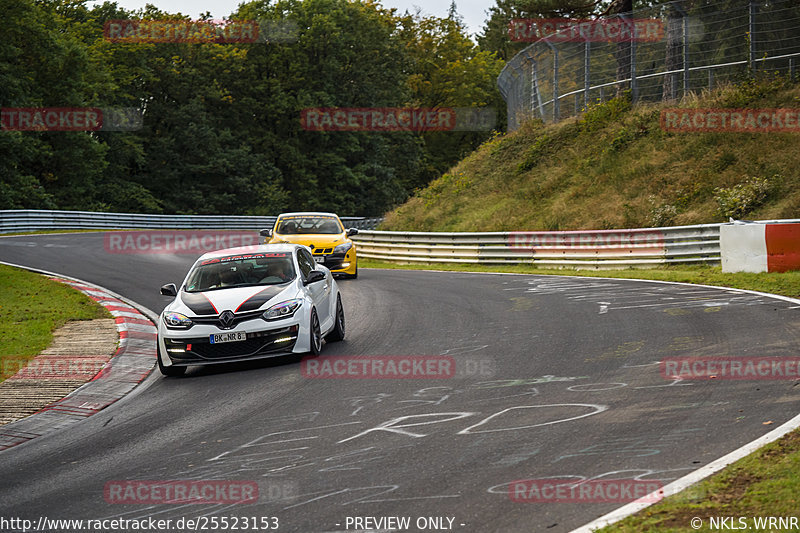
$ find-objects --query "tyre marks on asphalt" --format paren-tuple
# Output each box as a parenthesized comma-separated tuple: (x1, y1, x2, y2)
(78, 275, 800, 532)
(502, 276, 791, 314)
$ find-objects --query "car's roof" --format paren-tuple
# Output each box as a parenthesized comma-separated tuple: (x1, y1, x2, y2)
(276, 212, 340, 218)
(197, 243, 300, 261)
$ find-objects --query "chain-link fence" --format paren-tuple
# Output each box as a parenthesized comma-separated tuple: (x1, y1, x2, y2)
(498, 0, 800, 130)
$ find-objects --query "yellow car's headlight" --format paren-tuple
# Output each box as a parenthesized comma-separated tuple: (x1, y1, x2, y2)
(333, 242, 352, 254)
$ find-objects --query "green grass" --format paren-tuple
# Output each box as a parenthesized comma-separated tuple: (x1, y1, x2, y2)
(382, 76, 800, 232)
(0, 264, 110, 382)
(599, 430, 800, 532)
(362, 258, 800, 531)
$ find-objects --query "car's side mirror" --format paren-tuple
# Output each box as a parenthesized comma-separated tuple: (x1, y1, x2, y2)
(259, 228, 273, 238)
(346, 227, 359, 236)
(160, 283, 178, 297)
(304, 270, 326, 285)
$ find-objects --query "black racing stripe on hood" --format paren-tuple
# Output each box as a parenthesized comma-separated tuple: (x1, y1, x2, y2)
(180, 291, 218, 316)
(235, 285, 290, 312)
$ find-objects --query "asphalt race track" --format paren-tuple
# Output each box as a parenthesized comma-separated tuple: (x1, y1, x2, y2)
(1, 232, 800, 532)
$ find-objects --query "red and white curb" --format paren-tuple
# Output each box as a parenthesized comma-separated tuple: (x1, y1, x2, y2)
(0, 270, 156, 451)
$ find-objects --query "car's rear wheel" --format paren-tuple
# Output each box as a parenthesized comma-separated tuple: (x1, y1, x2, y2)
(309, 308, 322, 355)
(157, 343, 186, 377)
(326, 295, 345, 342)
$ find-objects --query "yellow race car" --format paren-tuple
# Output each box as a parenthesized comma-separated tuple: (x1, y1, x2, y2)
(260, 212, 359, 278)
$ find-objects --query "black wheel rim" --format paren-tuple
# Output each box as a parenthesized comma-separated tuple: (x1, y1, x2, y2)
(337, 299, 345, 334)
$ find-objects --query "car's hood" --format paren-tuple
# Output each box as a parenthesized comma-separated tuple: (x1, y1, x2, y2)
(272, 234, 345, 249)
(167, 283, 296, 316)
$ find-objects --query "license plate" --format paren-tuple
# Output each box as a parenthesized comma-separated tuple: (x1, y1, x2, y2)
(314, 256, 325, 263)
(210, 332, 247, 344)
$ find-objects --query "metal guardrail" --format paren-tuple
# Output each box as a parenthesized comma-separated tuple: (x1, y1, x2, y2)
(352, 223, 726, 269)
(0, 210, 383, 234)
(353, 219, 800, 269)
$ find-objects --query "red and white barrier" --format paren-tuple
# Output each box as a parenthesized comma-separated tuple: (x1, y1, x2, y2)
(721, 222, 800, 273)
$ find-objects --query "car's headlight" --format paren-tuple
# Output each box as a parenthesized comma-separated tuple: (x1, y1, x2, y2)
(262, 299, 303, 321)
(333, 242, 352, 254)
(163, 312, 193, 328)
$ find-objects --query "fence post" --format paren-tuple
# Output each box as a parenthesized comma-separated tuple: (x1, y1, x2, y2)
(530, 56, 545, 120)
(529, 57, 537, 119)
(623, 14, 638, 103)
(749, 0, 757, 72)
(708, 68, 714, 90)
(674, 2, 690, 96)
(553, 46, 560, 121)
(584, 40, 591, 109)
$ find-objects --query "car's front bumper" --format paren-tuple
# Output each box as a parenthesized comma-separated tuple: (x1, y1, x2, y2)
(161, 325, 299, 366)
(314, 250, 356, 275)
(158, 308, 314, 367)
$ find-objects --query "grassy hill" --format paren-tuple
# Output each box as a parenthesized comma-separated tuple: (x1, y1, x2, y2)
(381, 75, 800, 231)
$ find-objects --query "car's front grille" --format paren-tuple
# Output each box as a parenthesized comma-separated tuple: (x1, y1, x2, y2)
(190, 338, 280, 359)
(314, 251, 347, 270)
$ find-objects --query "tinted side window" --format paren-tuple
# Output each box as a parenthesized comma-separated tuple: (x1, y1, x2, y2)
(297, 249, 314, 278)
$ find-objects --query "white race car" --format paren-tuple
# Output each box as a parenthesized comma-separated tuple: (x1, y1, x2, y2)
(156, 243, 345, 376)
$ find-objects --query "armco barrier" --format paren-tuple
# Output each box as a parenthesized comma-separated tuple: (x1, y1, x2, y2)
(352, 224, 725, 269)
(721, 221, 800, 273)
(0, 210, 383, 234)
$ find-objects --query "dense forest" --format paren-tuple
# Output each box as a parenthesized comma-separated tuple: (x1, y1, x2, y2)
(4, 0, 755, 216)
(0, 0, 505, 215)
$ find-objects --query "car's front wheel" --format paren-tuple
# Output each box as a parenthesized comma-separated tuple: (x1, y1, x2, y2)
(325, 295, 345, 342)
(157, 343, 186, 377)
(309, 307, 322, 355)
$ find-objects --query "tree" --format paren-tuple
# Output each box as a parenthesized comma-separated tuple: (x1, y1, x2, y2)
(397, 8, 505, 189)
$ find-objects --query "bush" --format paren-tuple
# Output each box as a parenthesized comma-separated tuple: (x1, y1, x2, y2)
(714, 176, 776, 219)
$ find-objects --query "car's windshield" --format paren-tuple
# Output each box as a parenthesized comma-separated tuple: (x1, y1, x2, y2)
(184, 252, 295, 292)
(276, 216, 342, 235)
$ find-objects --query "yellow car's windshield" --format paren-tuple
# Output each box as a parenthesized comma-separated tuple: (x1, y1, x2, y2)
(276, 216, 342, 235)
